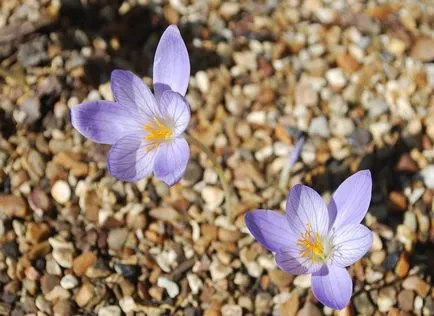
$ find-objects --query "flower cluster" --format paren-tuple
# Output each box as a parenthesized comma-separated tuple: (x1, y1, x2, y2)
(70, 24, 373, 311)
(245, 170, 373, 309)
(71, 25, 191, 185)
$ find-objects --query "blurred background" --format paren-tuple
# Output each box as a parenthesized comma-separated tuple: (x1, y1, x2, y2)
(0, 0, 433, 315)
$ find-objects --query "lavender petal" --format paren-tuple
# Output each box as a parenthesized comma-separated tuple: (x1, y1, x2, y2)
(153, 137, 190, 185)
(71, 100, 141, 144)
(285, 184, 330, 237)
(111, 69, 160, 120)
(160, 90, 190, 136)
(311, 265, 352, 310)
(153, 25, 190, 100)
(107, 133, 157, 182)
(276, 246, 324, 275)
(330, 170, 372, 229)
(245, 210, 296, 253)
(330, 224, 372, 267)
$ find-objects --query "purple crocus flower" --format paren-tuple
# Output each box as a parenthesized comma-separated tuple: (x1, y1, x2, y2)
(245, 170, 373, 310)
(71, 25, 190, 185)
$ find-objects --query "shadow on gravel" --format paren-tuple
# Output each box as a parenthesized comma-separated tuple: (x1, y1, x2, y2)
(58, 0, 224, 87)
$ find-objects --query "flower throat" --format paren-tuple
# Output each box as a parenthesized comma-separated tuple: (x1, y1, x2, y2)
(145, 118, 173, 142)
(297, 224, 326, 263)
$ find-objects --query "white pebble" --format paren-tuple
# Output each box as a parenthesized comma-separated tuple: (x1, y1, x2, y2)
(51, 180, 71, 204)
(98, 305, 121, 316)
(157, 277, 179, 298)
(60, 275, 78, 289)
(326, 68, 347, 89)
(420, 165, 434, 189)
(119, 296, 135, 313)
(195, 71, 210, 93)
(187, 273, 203, 295)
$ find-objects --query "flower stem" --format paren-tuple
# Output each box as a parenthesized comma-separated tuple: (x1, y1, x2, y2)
(185, 134, 234, 221)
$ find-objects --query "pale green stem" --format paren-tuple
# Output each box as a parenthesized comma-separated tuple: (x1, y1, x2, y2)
(185, 134, 234, 220)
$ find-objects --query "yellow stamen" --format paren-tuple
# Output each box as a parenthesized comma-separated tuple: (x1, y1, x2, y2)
(144, 118, 173, 143)
(297, 224, 325, 263)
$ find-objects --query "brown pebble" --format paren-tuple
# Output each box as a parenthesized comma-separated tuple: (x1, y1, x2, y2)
(53, 151, 88, 177)
(422, 190, 433, 206)
(0, 194, 27, 218)
(257, 86, 275, 105)
(366, 4, 399, 19)
(336, 304, 355, 316)
(279, 291, 299, 316)
(28, 188, 51, 213)
(218, 228, 241, 243)
(398, 290, 414, 312)
(269, 269, 294, 288)
(410, 37, 434, 62)
(337, 52, 360, 73)
(197, 224, 219, 250)
(387, 191, 408, 212)
(204, 309, 221, 316)
(84, 190, 99, 223)
(163, 5, 179, 24)
(414, 279, 430, 297)
(53, 299, 73, 316)
(28, 241, 51, 260)
(40, 274, 60, 295)
(75, 282, 94, 307)
(370, 250, 386, 265)
(395, 254, 410, 277)
(386, 308, 401, 316)
(149, 286, 164, 301)
(4, 281, 20, 295)
(297, 302, 321, 316)
(26, 223, 50, 244)
(260, 275, 270, 290)
(275, 125, 293, 144)
(395, 154, 419, 172)
(402, 276, 430, 297)
(73, 251, 97, 276)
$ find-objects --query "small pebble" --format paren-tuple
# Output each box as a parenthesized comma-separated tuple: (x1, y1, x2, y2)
(157, 277, 180, 298)
(51, 180, 71, 204)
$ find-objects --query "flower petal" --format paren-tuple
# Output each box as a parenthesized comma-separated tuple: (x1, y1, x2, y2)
(107, 133, 157, 182)
(71, 100, 141, 144)
(111, 69, 160, 119)
(276, 246, 324, 275)
(330, 170, 372, 229)
(153, 25, 190, 99)
(286, 184, 330, 237)
(327, 201, 337, 231)
(245, 210, 295, 253)
(330, 224, 372, 267)
(312, 265, 352, 310)
(153, 137, 190, 185)
(160, 90, 190, 136)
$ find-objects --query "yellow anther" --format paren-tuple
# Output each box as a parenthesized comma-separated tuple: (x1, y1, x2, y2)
(297, 224, 325, 263)
(144, 118, 173, 143)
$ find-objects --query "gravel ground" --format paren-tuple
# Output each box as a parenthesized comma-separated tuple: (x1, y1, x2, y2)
(0, 0, 433, 315)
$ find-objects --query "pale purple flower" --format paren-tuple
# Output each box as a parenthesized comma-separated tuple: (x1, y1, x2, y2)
(71, 25, 190, 185)
(245, 170, 373, 310)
